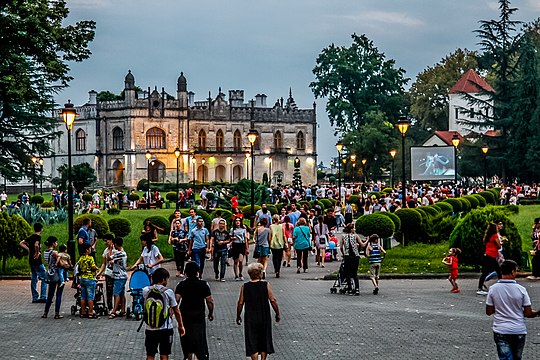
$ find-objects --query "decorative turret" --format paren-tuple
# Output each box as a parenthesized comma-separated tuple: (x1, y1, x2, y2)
(177, 72, 188, 108)
(285, 88, 297, 110)
(124, 70, 136, 105)
(177, 72, 187, 92)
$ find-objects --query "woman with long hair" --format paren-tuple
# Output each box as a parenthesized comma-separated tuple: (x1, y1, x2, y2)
(292, 218, 312, 273)
(313, 216, 329, 267)
(130, 232, 164, 275)
(339, 223, 366, 296)
(269, 215, 286, 278)
(477, 222, 502, 295)
(41, 236, 65, 319)
(254, 218, 271, 278)
(230, 217, 250, 281)
(282, 215, 294, 268)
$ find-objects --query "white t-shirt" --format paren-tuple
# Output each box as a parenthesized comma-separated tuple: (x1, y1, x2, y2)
(486, 280, 531, 335)
(0, 193, 7, 201)
(142, 284, 177, 330)
(141, 245, 162, 274)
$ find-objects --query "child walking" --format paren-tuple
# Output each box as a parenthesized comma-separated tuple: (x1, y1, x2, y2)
(56, 244, 72, 286)
(365, 234, 386, 295)
(442, 248, 461, 293)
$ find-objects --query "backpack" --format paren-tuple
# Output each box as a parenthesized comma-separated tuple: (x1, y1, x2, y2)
(143, 286, 169, 329)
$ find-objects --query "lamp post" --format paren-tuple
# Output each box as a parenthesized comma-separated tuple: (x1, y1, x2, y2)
(451, 134, 461, 197)
(245, 153, 251, 179)
(201, 158, 206, 184)
(174, 147, 181, 210)
(267, 157, 272, 185)
(191, 157, 196, 185)
(362, 158, 367, 183)
(60, 100, 77, 261)
(342, 157, 347, 188)
(481, 145, 489, 190)
(247, 128, 258, 227)
(330, 160, 334, 175)
(38, 158, 44, 195)
(145, 150, 152, 206)
(229, 158, 233, 183)
(350, 154, 357, 184)
(397, 116, 409, 206)
(31, 155, 37, 195)
(335, 141, 343, 205)
(389, 149, 397, 189)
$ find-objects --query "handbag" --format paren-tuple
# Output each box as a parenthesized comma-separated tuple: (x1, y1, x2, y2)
(253, 245, 261, 259)
(104, 265, 114, 277)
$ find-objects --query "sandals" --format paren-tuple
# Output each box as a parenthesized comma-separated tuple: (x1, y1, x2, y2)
(54, 314, 64, 319)
(87, 314, 99, 319)
(109, 311, 126, 319)
(108, 313, 116, 319)
(41, 313, 47, 318)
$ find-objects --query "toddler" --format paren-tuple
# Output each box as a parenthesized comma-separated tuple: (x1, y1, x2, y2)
(56, 244, 72, 286)
(442, 248, 461, 293)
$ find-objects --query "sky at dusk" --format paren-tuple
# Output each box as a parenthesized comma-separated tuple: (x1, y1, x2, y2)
(60, 0, 539, 165)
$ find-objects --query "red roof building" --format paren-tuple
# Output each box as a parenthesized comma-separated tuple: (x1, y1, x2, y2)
(449, 69, 495, 94)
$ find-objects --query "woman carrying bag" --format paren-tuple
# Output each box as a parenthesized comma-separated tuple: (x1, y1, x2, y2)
(42, 236, 65, 319)
(292, 218, 312, 273)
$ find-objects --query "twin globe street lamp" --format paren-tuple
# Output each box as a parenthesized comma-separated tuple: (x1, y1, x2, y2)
(397, 116, 409, 205)
(247, 128, 258, 227)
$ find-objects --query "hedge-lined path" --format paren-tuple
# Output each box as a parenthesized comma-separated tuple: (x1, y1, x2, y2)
(3, 249, 540, 359)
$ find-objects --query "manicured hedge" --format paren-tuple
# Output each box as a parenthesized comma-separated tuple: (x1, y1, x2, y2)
(143, 215, 170, 235)
(479, 191, 496, 205)
(472, 194, 487, 207)
(108, 217, 132, 238)
(379, 211, 401, 232)
(73, 214, 109, 237)
(30, 195, 44, 205)
(463, 195, 479, 209)
(319, 199, 333, 210)
(355, 213, 395, 238)
(107, 208, 121, 216)
(459, 197, 471, 212)
(395, 209, 423, 244)
(443, 198, 462, 213)
(433, 202, 453, 213)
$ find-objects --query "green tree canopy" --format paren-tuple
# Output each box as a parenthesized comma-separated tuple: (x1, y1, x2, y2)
(310, 33, 408, 134)
(54, 162, 97, 192)
(409, 49, 478, 131)
(0, 0, 95, 182)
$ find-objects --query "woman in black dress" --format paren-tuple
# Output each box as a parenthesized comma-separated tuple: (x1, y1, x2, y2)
(175, 262, 214, 360)
(236, 263, 281, 360)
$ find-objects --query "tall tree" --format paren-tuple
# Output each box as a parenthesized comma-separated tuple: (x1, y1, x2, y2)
(0, 0, 95, 181)
(310, 33, 408, 134)
(409, 49, 478, 131)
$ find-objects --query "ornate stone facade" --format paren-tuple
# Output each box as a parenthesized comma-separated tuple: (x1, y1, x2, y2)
(48, 71, 317, 188)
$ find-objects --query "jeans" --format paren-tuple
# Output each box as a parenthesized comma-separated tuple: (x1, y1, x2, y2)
(173, 250, 187, 273)
(213, 250, 228, 279)
(494, 332, 526, 360)
(191, 248, 207, 278)
(271, 248, 284, 274)
(479, 255, 501, 290)
(30, 264, 47, 301)
(296, 248, 309, 270)
(80, 278, 96, 301)
(58, 268, 68, 283)
(44, 282, 64, 315)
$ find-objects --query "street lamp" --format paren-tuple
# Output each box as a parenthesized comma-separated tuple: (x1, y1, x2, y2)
(342, 157, 347, 189)
(335, 141, 343, 205)
(350, 154, 357, 185)
(60, 100, 78, 261)
(247, 128, 258, 227)
(389, 149, 397, 189)
(174, 147, 181, 210)
(191, 157, 196, 185)
(452, 134, 461, 197)
(201, 158, 206, 184)
(31, 155, 37, 195)
(38, 158, 44, 195)
(267, 157, 272, 185)
(362, 158, 367, 183)
(397, 116, 409, 206)
(229, 158, 233, 183)
(481, 144, 489, 190)
(145, 150, 152, 206)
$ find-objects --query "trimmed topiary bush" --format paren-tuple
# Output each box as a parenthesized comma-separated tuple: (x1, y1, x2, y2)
(479, 191, 496, 205)
(382, 187, 393, 194)
(444, 198, 462, 213)
(128, 193, 140, 201)
(504, 204, 519, 214)
(348, 195, 359, 204)
(427, 213, 458, 244)
(82, 193, 93, 202)
(41, 200, 53, 208)
(459, 198, 471, 213)
(266, 205, 278, 215)
(395, 209, 423, 244)
(415, 207, 430, 224)
(379, 211, 401, 232)
(355, 213, 395, 238)
(433, 202, 453, 213)
(464, 195, 479, 209)
(107, 208, 121, 216)
(143, 216, 171, 234)
(422, 206, 440, 217)
(367, 192, 381, 200)
(241, 204, 261, 219)
(73, 214, 110, 237)
(450, 207, 522, 268)
(0, 212, 33, 272)
(166, 192, 178, 201)
(108, 217, 132, 238)
(319, 199, 333, 210)
(472, 194, 487, 207)
(30, 195, 44, 205)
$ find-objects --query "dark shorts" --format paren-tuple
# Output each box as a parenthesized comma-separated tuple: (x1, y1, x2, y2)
(231, 242, 246, 260)
(145, 328, 174, 356)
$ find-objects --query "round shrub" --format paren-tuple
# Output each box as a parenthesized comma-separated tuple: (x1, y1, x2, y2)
(423, 206, 441, 216)
(450, 207, 522, 268)
(348, 195, 359, 204)
(328, 198, 337, 206)
(73, 214, 109, 237)
(210, 208, 234, 226)
(41, 200, 53, 208)
(355, 213, 395, 238)
(128, 193, 140, 201)
(107, 208, 121, 216)
(491, 187, 501, 200)
(143, 216, 170, 234)
(206, 193, 215, 201)
(415, 207, 430, 224)
(395, 209, 423, 244)
(266, 204, 278, 215)
(319, 199, 333, 209)
(166, 192, 178, 201)
(433, 202, 453, 213)
(478, 191, 496, 205)
(459, 197, 471, 212)
(367, 192, 381, 200)
(196, 210, 212, 230)
(108, 217, 132, 238)
(379, 211, 401, 232)
(382, 188, 393, 194)
(82, 193, 93, 202)
(504, 204, 519, 214)
(443, 198, 462, 213)
(241, 204, 261, 218)
(463, 195, 479, 209)
(30, 195, 44, 205)
(472, 194, 487, 207)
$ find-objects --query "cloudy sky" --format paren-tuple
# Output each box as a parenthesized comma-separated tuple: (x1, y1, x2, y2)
(61, 0, 539, 164)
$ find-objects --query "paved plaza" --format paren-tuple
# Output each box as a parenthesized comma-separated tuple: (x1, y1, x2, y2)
(2, 257, 540, 360)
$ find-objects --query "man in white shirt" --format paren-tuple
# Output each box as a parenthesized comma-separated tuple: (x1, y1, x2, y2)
(486, 260, 540, 360)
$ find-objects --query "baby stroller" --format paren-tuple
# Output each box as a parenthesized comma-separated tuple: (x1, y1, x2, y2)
(326, 233, 339, 262)
(126, 265, 151, 320)
(330, 259, 349, 294)
(70, 264, 108, 316)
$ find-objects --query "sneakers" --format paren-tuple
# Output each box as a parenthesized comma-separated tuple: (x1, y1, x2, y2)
(239, 275, 244, 281)
(373, 287, 379, 295)
(451, 289, 460, 293)
(220, 278, 225, 282)
(282, 261, 286, 267)
(297, 268, 301, 274)
(235, 276, 239, 281)
(476, 290, 488, 296)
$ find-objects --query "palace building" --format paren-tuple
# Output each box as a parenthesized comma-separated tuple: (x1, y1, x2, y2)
(46, 70, 317, 189)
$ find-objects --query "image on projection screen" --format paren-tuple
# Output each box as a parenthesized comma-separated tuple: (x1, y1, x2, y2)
(410, 146, 456, 181)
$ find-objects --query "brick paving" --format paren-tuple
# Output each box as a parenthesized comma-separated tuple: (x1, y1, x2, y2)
(2, 251, 540, 359)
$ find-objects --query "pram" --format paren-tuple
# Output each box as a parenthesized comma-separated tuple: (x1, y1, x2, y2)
(70, 264, 108, 316)
(330, 259, 349, 294)
(126, 265, 151, 320)
(325, 233, 339, 262)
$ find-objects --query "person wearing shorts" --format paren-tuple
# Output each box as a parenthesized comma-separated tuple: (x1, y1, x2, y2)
(109, 237, 128, 319)
(366, 234, 386, 295)
(230, 217, 249, 281)
(77, 243, 98, 318)
(143, 268, 185, 360)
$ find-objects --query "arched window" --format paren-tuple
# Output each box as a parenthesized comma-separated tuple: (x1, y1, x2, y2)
(198, 130, 206, 151)
(112, 160, 124, 186)
(216, 129, 224, 152)
(149, 160, 166, 182)
(75, 129, 86, 151)
(146, 127, 166, 149)
(215, 165, 226, 182)
(233, 129, 242, 152)
(296, 131, 305, 150)
(273, 131, 282, 152)
(112, 127, 124, 150)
